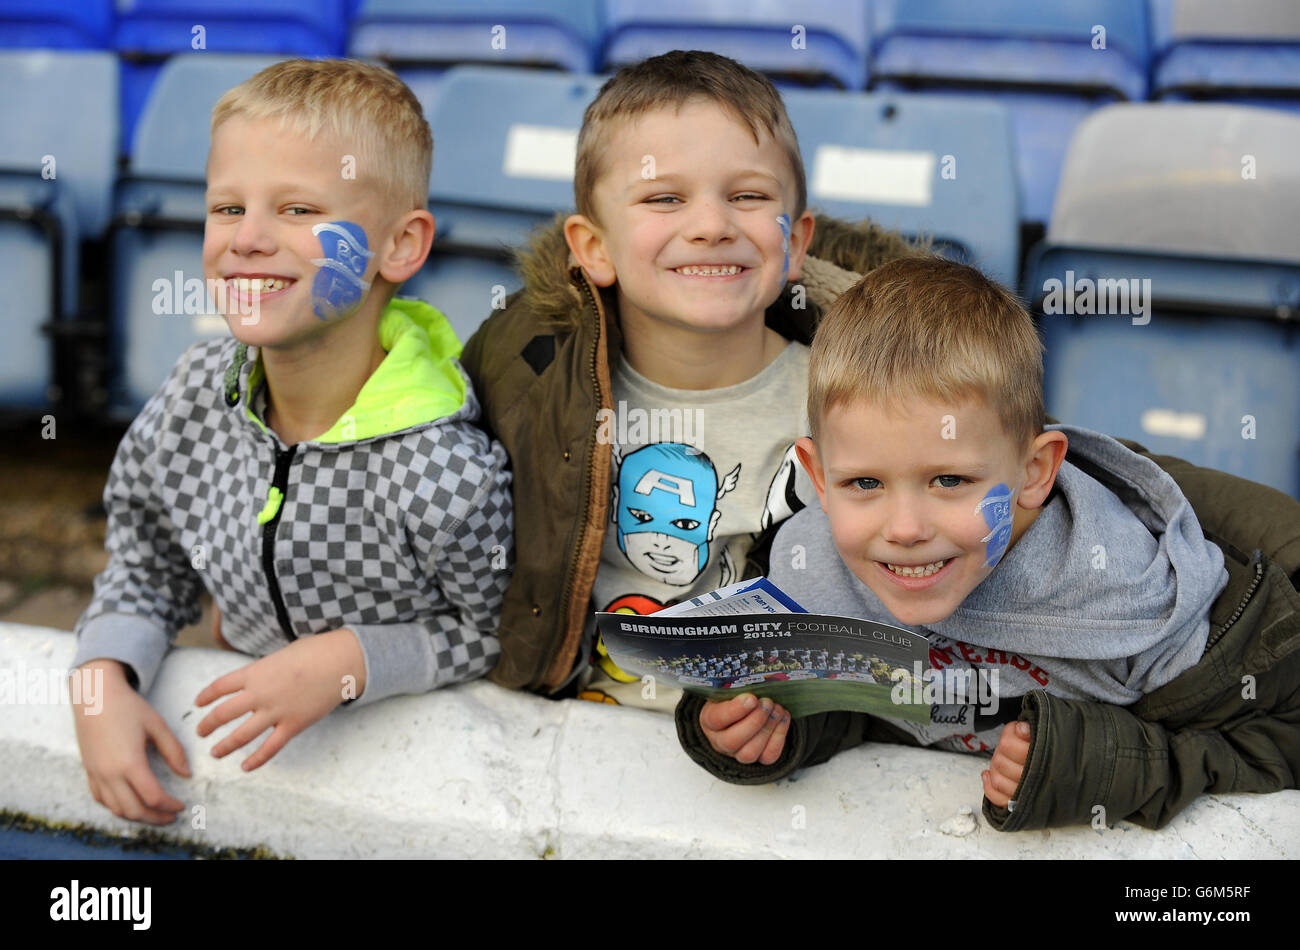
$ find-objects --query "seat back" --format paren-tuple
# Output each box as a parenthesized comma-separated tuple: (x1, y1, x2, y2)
(601, 0, 869, 89)
(350, 0, 601, 73)
(786, 87, 1019, 286)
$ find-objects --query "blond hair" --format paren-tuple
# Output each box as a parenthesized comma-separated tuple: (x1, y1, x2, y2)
(573, 50, 806, 222)
(808, 257, 1045, 448)
(211, 58, 432, 213)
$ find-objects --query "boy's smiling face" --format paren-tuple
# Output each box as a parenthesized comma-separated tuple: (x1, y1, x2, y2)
(573, 99, 812, 339)
(797, 396, 1065, 627)
(203, 114, 394, 347)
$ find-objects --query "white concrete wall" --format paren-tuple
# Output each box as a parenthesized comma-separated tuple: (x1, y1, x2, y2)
(2, 622, 1296, 859)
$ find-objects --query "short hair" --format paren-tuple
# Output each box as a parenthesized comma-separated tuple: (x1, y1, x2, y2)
(807, 257, 1045, 449)
(210, 58, 432, 213)
(573, 50, 806, 222)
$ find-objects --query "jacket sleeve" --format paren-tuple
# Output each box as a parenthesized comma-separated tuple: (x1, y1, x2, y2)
(983, 655, 1300, 832)
(346, 428, 513, 707)
(72, 361, 204, 692)
(675, 693, 921, 784)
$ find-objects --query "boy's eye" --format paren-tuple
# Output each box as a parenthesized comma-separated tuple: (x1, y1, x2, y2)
(644, 195, 681, 204)
(212, 206, 243, 216)
(933, 475, 966, 489)
(732, 192, 769, 202)
(850, 477, 881, 492)
(285, 206, 316, 215)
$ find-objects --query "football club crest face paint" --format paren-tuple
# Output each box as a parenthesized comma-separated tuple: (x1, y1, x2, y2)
(310, 221, 373, 320)
(776, 213, 791, 283)
(975, 483, 1015, 568)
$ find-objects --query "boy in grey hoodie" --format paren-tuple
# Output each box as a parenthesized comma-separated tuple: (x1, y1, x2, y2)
(685, 256, 1228, 815)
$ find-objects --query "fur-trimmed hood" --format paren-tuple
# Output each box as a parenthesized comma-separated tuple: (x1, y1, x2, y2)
(512, 212, 928, 331)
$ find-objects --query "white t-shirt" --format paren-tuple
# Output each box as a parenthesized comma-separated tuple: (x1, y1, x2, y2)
(584, 343, 817, 708)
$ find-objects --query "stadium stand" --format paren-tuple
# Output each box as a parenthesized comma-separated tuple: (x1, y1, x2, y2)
(601, 0, 870, 90)
(868, 0, 1150, 226)
(0, 0, 112, 49)
(0, 50, 117, 407)
(350, 0, 601, 72)
(349, 0, 602, 111)
(415, 65, 605, 343)
(786, 87, 1019, 287)
(1023, 103, 1300, 498)
(110, 53, 285, 415)
(114, 0, 346, 155)
(1150, 0, 1300, 112)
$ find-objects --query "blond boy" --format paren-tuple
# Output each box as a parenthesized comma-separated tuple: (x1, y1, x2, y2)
(675, 257, 1288, 832)
(71, 60, 512, 824)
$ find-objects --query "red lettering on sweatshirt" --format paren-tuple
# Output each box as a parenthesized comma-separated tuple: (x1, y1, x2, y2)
(929, 645, 955, 669)
(951, 641, 1043, 681)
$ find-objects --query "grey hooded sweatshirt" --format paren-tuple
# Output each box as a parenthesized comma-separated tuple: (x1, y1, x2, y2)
(767, 424, 1229, 752)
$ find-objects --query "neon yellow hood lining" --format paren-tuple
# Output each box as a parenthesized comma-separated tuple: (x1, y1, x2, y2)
(240, 298, 467, 444)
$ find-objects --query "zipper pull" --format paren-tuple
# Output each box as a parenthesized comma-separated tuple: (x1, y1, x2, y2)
(256, 486, 284, 525)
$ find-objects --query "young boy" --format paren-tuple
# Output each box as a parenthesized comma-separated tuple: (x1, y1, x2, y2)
(70, 59, 513, 825)
(678, 256, 1300, 831)
(460, 50, 923, 705)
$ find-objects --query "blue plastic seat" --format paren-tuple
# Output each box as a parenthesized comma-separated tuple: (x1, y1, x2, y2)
(601, 0, 869, 89)
(110, 53, 285, 415)
(413, 65, 605, 342)
(350, 0, 601, 72)
(869, 0, 1150, 225)
(870, 0, 1148, 98)
(0, 0, 112, 49)
(784, 87, 1019, 287)
(0, 50, 118, 407)
(1022, 104, 1300, 498)
(114, 0, 345, 156)
(1151, 0, 1300, 109)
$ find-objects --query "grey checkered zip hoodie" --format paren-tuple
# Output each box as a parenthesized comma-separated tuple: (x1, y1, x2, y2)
(73, 298, 513, 706)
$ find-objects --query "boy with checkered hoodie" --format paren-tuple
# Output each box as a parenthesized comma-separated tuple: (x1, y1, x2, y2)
(69, 60, 513, 825)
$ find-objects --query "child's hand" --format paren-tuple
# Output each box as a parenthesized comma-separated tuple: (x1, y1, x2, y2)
(699, 694, 791, 765)
(194, 630, 365, 772)
(70, 660, 191, 825)
(982, 720, 1031, 808)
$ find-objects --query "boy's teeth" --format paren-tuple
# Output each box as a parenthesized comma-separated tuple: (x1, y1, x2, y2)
(885, 559, 948, 578)
(234, 277, 288, 292)
(676, 265, 741, 276)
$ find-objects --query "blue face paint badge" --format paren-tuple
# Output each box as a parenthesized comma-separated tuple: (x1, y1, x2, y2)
(776, 213, 791, 283)
(974, 483, 1015, 568)
(310, 221, 373, 320)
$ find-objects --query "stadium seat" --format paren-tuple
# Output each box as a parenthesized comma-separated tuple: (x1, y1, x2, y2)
(114, 0, 346, 155)
(601, 0, 870, 90)
(1150, 0, 1300, 112)
(110, 54, 285, 415)
(1022, 104, 1300, 498)
(0, 50, 118, 407)
(350, 0, 601, 73)
(415, 66, 605, 342)
(868, 0, 1150, 225)
(784, 87, 1019, 287)
(0, 0, 112, 49)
